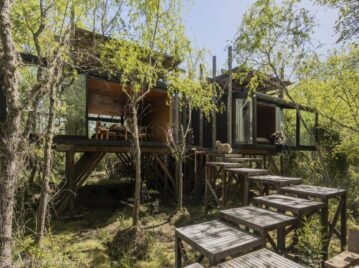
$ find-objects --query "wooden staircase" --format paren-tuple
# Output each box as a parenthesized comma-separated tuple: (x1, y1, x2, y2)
(55, 152, 106, 214)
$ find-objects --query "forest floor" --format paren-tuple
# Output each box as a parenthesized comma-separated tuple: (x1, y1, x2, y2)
(13, 178, 358, 268)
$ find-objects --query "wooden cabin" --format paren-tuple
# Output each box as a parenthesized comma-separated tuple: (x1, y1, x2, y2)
(191, 67, 318, 153)
(0, 29, 318, 213)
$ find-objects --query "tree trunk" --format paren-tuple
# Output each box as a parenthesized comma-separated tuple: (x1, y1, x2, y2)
(177, 158, 183, 211)
(35, 86, 56, 244)
(131, 106, 141, 227)
(0, 0, 22, 266)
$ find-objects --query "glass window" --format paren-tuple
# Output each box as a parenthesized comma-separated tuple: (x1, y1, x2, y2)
(282, 108, 297, 146)
(299, 110, 316, 146)
(58, 74, 87, 136)
(234, 98, 252, 144)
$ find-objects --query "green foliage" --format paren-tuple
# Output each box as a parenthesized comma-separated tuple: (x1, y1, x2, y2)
(316, 0, 359, 42)
(235, 0, 315, 85)
(294, 44, 359, 162)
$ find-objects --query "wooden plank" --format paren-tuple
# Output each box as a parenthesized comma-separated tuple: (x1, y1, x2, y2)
(349, 229, 359, 254)
(206, 162, 243, 168)
(250, 175, 302, 187)
(184, 263, 203, 268)
(212, 248, 304, 268)
(225, 168, 268, 176)
(219, 206, 297, 233)
(280, 184, 346, 198)
(253, 194, 324, 216)
(176, 220, 264, 264)
(324, 251, 359, 268)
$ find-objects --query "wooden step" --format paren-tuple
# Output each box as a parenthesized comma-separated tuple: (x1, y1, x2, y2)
(250, 175, 303, 189)
(252, 194, 324, 216)
(212, 248, 304, 268)
(184, 263, 203, 268)
(280, 184, 346, 199)
(176, 220, 264, 265)
(225, 157, 262, 163)
(219, 206, 297, 234)
(324, 251, 359, 268)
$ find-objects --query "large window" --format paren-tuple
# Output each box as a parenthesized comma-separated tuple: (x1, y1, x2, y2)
(299, 110, 316, 146)
(282, 108, 297, 146)
(58, 74, 87, 136)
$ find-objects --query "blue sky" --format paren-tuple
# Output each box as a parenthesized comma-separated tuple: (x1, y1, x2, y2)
(183, 0, 339, 71)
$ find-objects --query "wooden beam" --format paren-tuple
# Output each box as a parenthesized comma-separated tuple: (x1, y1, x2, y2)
(296, 110, 300, 147)
(199, 64, 204, 147)
(212, 56, 217, 148)
(227, 46, 233, 145)
(252, 95, 257, 146)
(65, 146, 75, 215)
(154, 154, 175, 189)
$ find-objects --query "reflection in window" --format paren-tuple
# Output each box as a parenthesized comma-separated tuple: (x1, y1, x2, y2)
(234, 98, 252, 144)
(299, 111, 315, 146)
(59, 75, 87, 136)
(283, 109, 296, 146)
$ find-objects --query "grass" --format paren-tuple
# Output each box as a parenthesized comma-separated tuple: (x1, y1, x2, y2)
(13, 189, 359, 268)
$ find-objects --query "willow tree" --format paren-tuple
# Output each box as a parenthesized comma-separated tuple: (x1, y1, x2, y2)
(100, 0, 189, 227)
(0, 0, 90, 262)
(166, 50, 216, 211)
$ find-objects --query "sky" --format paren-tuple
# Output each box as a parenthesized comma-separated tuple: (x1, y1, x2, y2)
(182, 0, 340, 72)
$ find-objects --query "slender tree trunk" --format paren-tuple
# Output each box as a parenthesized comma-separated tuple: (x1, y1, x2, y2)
(131, 106, 141, 227)
(0, 0, 22, 266)
(177, 157, 183, 211)
(35, 86, 56, 244)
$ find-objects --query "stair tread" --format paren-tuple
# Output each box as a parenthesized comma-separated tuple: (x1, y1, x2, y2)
(252, 194, 324, 215)
(249, 175, 303, 186)
(281, 184, 346, 198)
(176, 220, 264, 262)
(220, 206, 297, 232)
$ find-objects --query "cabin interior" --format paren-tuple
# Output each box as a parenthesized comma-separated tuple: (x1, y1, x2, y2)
(57, 75, 171, 144)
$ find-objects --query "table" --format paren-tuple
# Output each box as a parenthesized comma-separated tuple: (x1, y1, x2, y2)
(249, 175, 302, 194)
(224, 168, 269, 206)
(212, 248, 304, 268)
(280, 184, 347, 259)
(253, 194, 325, 254)
(204, 162, 244, 214)
(219, 206, 297, 252)
(175, 220, 264, 267)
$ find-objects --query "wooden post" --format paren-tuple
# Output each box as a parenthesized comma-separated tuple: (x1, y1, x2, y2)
(252, 95, 257, 146)
(341, 193, 347, 251)
(199, 64, 204, 147)
(227, 46, 233, 145)
(296, 110, 300, 147)
(212, 56, 217, 148)
(321, 199, 329, 261)
(66, 146, 75, 215)
(175, 236, 182, 268)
